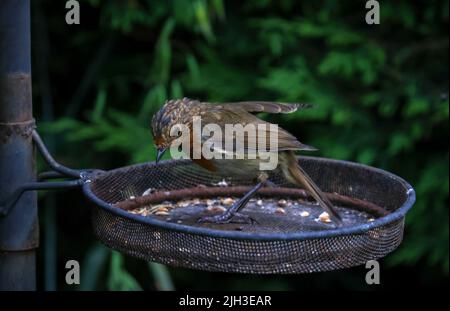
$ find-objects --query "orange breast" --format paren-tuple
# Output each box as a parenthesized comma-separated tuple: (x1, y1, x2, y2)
(186, 123, 217, 172)
(154, 136, 164, 146)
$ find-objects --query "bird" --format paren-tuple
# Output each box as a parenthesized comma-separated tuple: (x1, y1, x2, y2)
(151, 97, 342, 225)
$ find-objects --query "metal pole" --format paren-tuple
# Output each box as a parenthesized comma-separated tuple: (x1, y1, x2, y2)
(0, 0, 38, 290)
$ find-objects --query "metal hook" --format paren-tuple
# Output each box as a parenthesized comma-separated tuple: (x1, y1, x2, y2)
(32, 130, 83, 178)
(0, 130, 103, 217)
(0, 179, 83, 217)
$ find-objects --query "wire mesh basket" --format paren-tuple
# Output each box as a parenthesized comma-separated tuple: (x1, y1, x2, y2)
(83, 156, 415, 274)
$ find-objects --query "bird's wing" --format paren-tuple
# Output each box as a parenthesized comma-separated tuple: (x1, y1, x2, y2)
(199, 107, 317, 154)
(219, 101, 312, 114)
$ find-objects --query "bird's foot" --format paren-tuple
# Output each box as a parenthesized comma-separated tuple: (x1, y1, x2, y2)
(197, 211, 257, 225)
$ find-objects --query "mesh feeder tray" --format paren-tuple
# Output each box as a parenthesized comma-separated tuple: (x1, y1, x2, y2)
(0, 131, 415, 274)
(83, 157, 415, 274)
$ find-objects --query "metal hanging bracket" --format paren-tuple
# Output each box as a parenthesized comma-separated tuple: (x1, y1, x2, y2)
(0, 129, 103, 217)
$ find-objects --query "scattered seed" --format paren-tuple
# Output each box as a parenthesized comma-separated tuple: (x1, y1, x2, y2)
(256, 200, 263, 206)
(277, 199, 287, 207)
(148, 204, 172, 215)
(155, 211, 170, 216)
(177, 201, 189, 208)
(275, 207, 286, 215)
(318, 212, 331, 223)
(155, 206, 169, 213)
(217, 179, 229, 187)
(221, 198, 234, 206)
(152, 204, 171, 210)
(142, 188, 155, 196)
(300, 211, 310, 217)
(207, 205, 227, 213)
(368, 218, 375, 222)
(129, 195, 136, 200)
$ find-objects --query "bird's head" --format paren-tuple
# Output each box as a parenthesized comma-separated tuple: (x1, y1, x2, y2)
(151, 98, 201, 163)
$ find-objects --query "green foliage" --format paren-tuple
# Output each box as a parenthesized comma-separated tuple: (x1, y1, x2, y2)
(79, 244, 110, 290)
(107, 251, 142, 291)
(148, 262, 175, 291)
(36, 0, 448, 289)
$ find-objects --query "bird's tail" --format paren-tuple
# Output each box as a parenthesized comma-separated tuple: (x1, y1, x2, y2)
(286, 157, 342, 225)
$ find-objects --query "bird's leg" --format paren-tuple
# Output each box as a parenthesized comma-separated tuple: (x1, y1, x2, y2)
(258, 172, 279, 188)
(265, 179, 277, 188)
(197, 174, 268, 224)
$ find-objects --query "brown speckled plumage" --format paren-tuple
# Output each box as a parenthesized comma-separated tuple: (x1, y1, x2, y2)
(150, 98, 342, 224)
(151, 98, 205, 148)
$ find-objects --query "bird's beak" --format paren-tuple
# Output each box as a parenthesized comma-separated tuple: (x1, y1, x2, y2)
(156, 147, 167, 164)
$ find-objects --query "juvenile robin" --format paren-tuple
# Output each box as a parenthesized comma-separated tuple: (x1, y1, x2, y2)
(151, 98, 342, 225)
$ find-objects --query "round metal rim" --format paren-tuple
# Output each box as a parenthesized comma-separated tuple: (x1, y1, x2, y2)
(83, 156, 416, 241)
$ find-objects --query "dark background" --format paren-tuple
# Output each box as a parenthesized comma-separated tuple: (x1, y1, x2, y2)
(30, 0, 448, 290)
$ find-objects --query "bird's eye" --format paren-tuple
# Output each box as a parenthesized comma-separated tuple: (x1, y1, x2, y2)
(177, 130, 182, 137)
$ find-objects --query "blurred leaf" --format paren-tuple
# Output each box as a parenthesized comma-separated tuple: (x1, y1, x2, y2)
(193, 0, 215, 42)
(212, 0, 226, 20)
(79, 244, 109, 291)
(170, 80, 183, 99)
(92, 85, 107, 121)
(140, 84, 167, 121)
(151, 18, 175, 83)
(148, 262, 175, 291)
(403, 98, 430, 117)
(107, 252, 142, 291)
